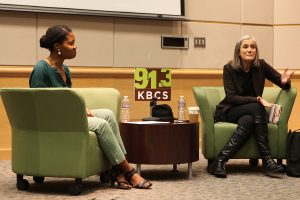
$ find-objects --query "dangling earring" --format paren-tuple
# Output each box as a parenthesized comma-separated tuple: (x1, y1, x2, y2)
(57, 49, 62, 55)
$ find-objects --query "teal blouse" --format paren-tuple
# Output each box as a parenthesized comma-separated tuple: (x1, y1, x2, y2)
(29, 60, 72, 88)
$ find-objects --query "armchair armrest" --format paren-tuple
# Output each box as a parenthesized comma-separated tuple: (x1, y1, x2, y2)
(72, 88, 121, 120)
(275, 87, 297, 158)
(276, 87, 297, 125)
(192, 87, 215, 127)
(192, 87, 215, 156)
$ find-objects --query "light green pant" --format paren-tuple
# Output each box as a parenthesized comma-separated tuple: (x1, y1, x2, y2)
(88, 109, 126, 165)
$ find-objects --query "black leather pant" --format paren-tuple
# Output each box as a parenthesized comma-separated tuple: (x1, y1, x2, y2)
(219, 103, 271, 160)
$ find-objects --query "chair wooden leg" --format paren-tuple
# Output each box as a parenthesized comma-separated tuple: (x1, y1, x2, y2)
(249, 159, 259, 166)
(69, 178, 82, 196)
(207, 159, 214, 173)
(207, 159, 214, 166)
(33, 176, 45, 184)
(100, 170, 111, 183)
(16, 174, 29, 191)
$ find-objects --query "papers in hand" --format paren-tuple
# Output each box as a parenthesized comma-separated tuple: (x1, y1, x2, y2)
(269, 104, 282, 124)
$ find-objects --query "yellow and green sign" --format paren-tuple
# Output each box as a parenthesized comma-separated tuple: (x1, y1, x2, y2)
(134, 68, 171, 101)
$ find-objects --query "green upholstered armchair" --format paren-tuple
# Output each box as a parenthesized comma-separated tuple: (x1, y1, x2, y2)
(192, 86, 297, 167)
(1, 88, 121, 195)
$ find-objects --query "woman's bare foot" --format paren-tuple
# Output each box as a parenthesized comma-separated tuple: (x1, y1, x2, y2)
(124, 168, 152, 189)
(115, 174, 132, 190)
(117, 161, 152, 189)
(129, 173, 152, 188)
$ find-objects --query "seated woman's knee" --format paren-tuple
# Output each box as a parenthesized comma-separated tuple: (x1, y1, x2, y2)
(93, 109, 115, 119)
(248, 103, 266, 116)
(88, 117, 111, 133)
(102, 109, 114, 116)
(238, 114, 254, 131)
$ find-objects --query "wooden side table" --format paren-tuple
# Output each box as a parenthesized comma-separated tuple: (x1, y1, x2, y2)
(119, 121, 199, 179)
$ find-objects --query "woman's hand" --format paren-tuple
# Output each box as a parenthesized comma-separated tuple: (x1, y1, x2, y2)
(86, 108, 95, 117)
(257, 96, 273, 108)
(281, 69, 294, 85)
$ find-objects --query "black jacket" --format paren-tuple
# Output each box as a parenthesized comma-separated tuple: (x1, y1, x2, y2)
(214, 59, 291, 122)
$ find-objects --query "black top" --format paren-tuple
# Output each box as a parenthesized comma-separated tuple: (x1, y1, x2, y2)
(241, 68, 256, 97)
(214, 59, 291, 122)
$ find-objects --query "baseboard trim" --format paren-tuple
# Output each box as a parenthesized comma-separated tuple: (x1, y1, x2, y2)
(0, 149, 11, 160)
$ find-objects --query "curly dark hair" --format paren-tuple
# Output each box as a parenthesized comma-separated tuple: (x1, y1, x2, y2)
(40, 25, 72, 52)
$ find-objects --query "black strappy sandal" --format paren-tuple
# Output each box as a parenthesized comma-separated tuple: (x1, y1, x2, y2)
(124, 168, 152, 189)
(111, 166, 132, 190)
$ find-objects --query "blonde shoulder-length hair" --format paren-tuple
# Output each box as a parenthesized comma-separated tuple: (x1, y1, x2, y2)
(230, 35, 260, 70)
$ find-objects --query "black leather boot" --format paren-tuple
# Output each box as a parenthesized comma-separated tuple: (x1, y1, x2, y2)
(254, 118, 284, 174)
(262, 155, 284, 174)
(208, 125, 251, 178)
(254, 117, 271, 156)
(208, 156, 227, 178)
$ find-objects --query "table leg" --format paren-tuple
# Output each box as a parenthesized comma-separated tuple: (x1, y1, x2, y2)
(172, 164, 178, 172)
(136, 164, 141, 174)
(188, 162, 192, 179)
